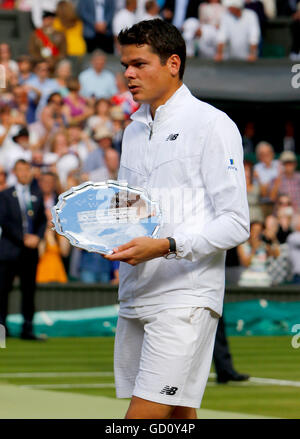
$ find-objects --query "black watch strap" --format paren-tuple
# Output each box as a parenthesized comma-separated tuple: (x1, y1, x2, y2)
(166, 237, 176, 253)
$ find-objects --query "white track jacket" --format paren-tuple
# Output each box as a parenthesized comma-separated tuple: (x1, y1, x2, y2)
(117, 84, 249, 316)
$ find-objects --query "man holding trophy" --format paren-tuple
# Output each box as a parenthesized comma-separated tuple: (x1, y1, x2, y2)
(103, 19, 250, 419)
(52, 18, 249, 419)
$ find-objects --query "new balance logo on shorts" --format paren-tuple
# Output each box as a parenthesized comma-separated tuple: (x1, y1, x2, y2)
(166, 134, 179, 141)
(160, 385, 178, 395)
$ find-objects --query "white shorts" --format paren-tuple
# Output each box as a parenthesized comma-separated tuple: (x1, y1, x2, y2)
(114, 306, 219, 408)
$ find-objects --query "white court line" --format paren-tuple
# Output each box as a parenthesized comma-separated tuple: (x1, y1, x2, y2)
(0, 372, 114, 378)
(1, 372, 300, 389)
(21, 383, 116, 389)
(249, 377, 300, 388)
(209, 373, 300, 388)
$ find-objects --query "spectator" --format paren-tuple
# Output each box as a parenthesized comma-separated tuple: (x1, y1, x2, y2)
(0, 159, 47, 340)
(77, 0, 115, 54)
(199, 0, 224, 26)
(276, 196, 293, 244)
(88, 147, 120, 181)
(287, 214, 300, 284)
(183, 0, 225, 59)
(86, 98, 113, 134)
(290, 2, 300, 59)
(79, 249, 113, 283)
(5, 126, 32, 176)
(253, 141, 280, 217)
(26, 60, 59, 117)
(270, 151, 300, 212)
(215, 0, 260, 61)
(54, 59, 72, 97)
(110, 105, 126, 153)
(9, 84, 32, 125)
(27, 92, 66, 154)
(161, 0, 202, 28)
(111, 72, 139, 119)
(31, 0, 60, 28)
(237, 221, 275, 286)
(244, 0, 267, 35)
(16, 0, 34, 12)
(36, 207, 68, 283)
(0, 43, 19, 76)
(260, 0, 276, 18)
(276, 0, 296, 16)
(53, 0, 87, 57)
(262, 214, 289, 285)
(78, 50, 117, 99)
(0, 105, 23, 168)
(83, 125, 114, 173)
(262, 214, 280, 251)
(38, 171, 59, 210)
(62, 77, 94, 126)
(28, 11, 67, 68)
(68, 123, 96, 163)
(139, 0, 161, 21)
(111, 260, 120, 285)
(17, 55, 36, 85)
(283, 120, 296, 152)
(49, 129, 81, 189)
(0, 166, 7, 191)
(113, 0, 137, 53)
(242, 121, 257, 154)
(40, 92, 67, 133)
(244, 160, 264, 222)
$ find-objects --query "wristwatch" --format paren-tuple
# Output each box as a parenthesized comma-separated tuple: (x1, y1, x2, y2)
(164, 237, 177, 259)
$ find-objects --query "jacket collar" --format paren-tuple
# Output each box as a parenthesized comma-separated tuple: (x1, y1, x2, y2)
(130, 83, 191, 127)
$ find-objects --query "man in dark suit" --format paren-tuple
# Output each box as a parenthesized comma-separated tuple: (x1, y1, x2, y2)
(77, 0, 115, 53)
(161, 0, 203, 28)
(213, 316, 250, 383)
(0, 159, 47, 340)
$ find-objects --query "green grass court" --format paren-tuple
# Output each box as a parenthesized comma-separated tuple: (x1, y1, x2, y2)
(0, 336, 299, 419)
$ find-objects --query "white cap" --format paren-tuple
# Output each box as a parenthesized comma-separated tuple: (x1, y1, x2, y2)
(222, 0, 244, 8)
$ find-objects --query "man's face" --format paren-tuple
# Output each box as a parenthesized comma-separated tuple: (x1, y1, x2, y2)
(42, 16, 54, 29)
(121, 44, 174, 107)
(36, 63, 49, 80)
(16, 135, 29, 149)
(18, 60, 31, 74)
(39, 174, 56, 195)
(14, 163, 32, 185)
(258, 147, 273, 165)
(228, 6, 242, 17)
(98, 137, 112, 150)
(283, 161, 297, 176)
(92, 55, 105, 73)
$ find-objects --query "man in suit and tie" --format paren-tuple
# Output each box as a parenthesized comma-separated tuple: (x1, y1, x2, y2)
(77, 0, 115, 53)
(0, 159, 47, 340)
(161, 0, 203, 28)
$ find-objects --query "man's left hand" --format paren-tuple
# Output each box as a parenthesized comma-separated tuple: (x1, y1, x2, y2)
(104, 237, 170, 266)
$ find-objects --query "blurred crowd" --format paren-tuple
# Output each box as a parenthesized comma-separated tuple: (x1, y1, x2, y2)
(0, 0, 299, 60)
(0, 0, 300, 287)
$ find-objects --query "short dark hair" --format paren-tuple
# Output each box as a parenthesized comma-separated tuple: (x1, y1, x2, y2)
(14, 159, 30, 169)
(118, 19, 186, 80)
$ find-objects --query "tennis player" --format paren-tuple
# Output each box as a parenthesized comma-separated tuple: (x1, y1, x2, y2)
(105, 19, 250, 419)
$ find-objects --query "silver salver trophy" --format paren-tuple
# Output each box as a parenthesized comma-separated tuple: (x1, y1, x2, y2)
(51, 180, 162, 254)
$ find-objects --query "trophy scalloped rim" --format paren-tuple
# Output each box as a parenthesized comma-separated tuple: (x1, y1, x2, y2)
(51, 180, 162, 255)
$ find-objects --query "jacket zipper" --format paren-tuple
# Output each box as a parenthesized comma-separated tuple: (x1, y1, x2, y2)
(145, 121, 154, 176)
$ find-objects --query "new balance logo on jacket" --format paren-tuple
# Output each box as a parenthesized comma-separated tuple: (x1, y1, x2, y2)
(166, 133, 179, 141)
(160, 385, 178, 395)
